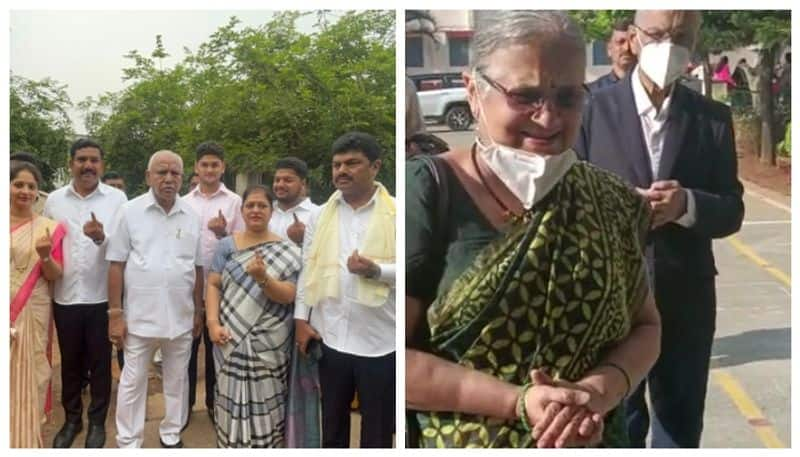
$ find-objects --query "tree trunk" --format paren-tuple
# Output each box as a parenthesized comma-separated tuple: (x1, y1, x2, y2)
(757, 49, 776, 166)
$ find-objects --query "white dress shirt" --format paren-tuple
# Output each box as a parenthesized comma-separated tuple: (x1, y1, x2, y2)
(294, 189, 396, 357)
(43, 181, 128, 305)
(268, 197, 320, 242)
(106, 190, 202, 339)
(632, 66, 697, 227)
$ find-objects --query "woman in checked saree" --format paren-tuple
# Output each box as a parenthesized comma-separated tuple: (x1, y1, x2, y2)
(406, 11, 661, 448)
(205, 185, 303, 447)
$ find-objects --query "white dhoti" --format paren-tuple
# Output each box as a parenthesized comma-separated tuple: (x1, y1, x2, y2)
(115, 331, 193, 448)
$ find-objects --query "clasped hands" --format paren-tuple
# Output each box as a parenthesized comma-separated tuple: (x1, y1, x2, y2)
(636, 180, 688, 229)
(522, 369, 612, 448)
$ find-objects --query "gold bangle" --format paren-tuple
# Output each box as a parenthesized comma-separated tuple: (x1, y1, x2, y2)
(107, 308, 123, 316)
(206, 318, 220, 326)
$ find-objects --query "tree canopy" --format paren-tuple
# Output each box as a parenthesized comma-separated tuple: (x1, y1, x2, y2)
(10, 74, 74, 190)
(80, 10, 396, 198)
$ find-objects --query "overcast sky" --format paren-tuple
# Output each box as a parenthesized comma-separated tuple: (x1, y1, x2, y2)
(10, 10, 330, 133)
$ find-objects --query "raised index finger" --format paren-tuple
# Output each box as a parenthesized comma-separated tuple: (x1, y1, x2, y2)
(91, 211, 98, 222)
(45, 227, 51, 239)
(293, 213, 300, 223)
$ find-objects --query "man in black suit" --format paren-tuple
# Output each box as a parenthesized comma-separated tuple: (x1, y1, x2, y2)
(586, 18, 636, 93)
(575, 10, 744, 448)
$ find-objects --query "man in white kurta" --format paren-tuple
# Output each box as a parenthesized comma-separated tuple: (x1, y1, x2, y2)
(106, 151, 204, 448)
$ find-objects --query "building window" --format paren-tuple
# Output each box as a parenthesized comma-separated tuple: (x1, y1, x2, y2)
(407, 36, 424, 67)
(591, 40, 610, 66)
(449, 37, 470, 67)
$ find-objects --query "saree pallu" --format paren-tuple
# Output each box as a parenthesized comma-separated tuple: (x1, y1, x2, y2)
(213, 241, 301, 448)
(10, 217, 65, 448)
(416, 163, 650, 448)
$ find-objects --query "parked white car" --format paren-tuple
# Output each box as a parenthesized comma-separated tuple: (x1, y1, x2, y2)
(410, 73, 473, 131)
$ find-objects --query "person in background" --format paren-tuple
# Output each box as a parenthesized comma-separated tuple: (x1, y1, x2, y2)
(101, 171, 127, 194)
(182, 142, 245, 429)
(44, 139, 128, 448)
(269, 157, 319, 246)
(187, 172, 200, 194)
(712, 55, 737, 90)
(10, 160, 65, 448)
(587, 18, 637, 93)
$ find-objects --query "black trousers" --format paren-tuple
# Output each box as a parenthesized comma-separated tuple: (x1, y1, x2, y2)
(187, 323, 215, 411)
(319, 343, 395, 448)
(625, 274, 717, 448)
(53, 302, 112, 426)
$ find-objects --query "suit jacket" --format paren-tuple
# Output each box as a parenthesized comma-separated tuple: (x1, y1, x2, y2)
(586, 71, 621, 94)
(575, 72, 744, 279)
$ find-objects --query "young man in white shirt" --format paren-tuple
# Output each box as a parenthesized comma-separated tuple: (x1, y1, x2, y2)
(44, 139, 127, 448)
(269, 156, 319, 245)
(181, 142, 244, 427)
(107, 150, 204, 448)
(295, 132, 396, 448)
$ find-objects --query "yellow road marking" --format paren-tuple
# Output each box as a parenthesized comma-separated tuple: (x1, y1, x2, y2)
(711, 370, 786, 448)
(726, 236, 790, 287)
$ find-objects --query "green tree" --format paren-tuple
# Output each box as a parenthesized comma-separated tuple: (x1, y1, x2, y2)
(80, 11, 395, 200)
(10, 74, 74, 190)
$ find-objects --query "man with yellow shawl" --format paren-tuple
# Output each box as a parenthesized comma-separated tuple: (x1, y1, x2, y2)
(294, 131, 396, 448)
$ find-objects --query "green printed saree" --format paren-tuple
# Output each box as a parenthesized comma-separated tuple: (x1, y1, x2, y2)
(408, 159, 650, 448)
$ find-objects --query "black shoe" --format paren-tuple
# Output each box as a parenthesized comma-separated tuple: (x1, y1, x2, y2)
(159, 438, 184, 448)
(53, 421, 83, 448)
(84, 423, 106, 448)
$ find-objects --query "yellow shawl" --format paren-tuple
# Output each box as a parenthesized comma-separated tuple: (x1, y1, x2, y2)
(304, 183, 395, 308)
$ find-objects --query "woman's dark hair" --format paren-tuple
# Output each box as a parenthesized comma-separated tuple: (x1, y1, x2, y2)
(242, 184, 275, 206)
(11, 160, 43, 187)
(715, 55, 729, 74)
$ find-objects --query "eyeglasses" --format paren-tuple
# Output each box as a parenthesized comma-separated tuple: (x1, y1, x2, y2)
(476, 68, 588, 114)
(631, 23, 693, 48)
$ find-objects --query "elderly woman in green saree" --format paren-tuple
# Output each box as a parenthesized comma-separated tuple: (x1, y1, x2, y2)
(406, 11, 661, 448)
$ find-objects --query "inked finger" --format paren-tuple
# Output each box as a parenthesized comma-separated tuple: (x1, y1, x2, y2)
(91, 211, 98, 222)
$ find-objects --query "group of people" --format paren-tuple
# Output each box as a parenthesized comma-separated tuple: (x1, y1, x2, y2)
(10, 131, 396, 448)
(406, 10, 744, 448)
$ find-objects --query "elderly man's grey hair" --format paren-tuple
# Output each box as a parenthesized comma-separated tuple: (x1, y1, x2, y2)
(469, 10, 586, 72)
(147, 150, 184, 171)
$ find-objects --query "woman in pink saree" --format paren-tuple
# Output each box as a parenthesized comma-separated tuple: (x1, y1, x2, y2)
(10, 161, 65, 448)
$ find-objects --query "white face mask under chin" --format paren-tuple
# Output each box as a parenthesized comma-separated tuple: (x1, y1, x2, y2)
(475, 138, 577, 210)
(636, 33, 691, 90)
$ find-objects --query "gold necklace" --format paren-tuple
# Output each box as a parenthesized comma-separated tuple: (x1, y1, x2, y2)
(11, 216, 35, 273)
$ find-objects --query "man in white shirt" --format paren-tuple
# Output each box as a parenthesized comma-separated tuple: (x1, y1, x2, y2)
(295, 132, 396, 448)
(44, 139, 128, 448)
(268, 156, 319, 244)
(181, 141, 244, 427)
(107, 150, 204, 448)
